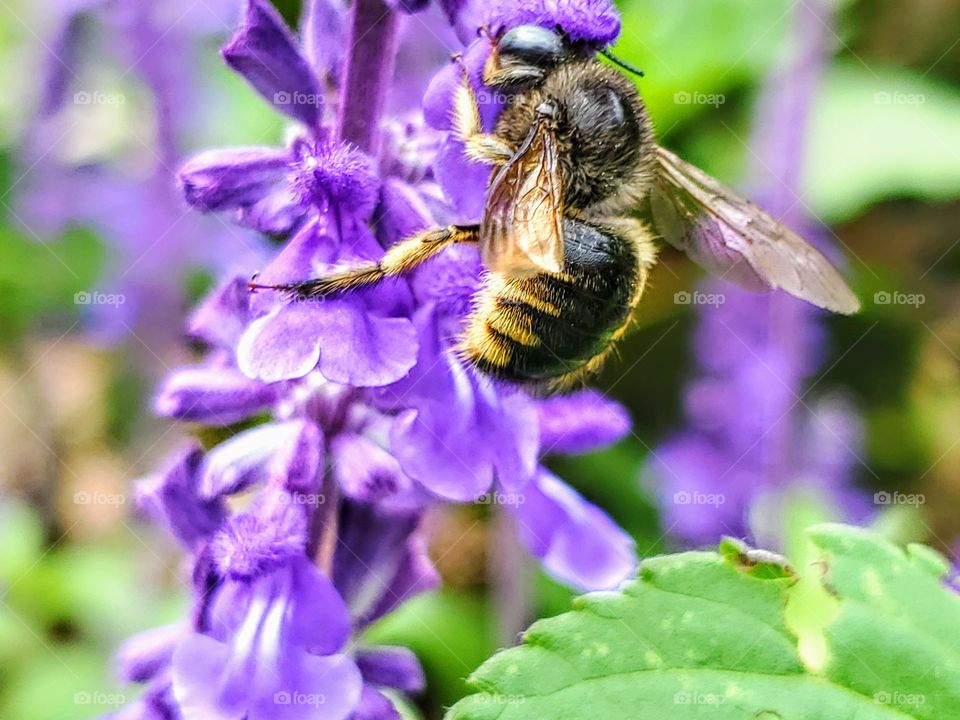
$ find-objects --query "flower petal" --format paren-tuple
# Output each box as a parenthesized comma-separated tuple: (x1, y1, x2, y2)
(422, 38, 493, 131)
(238, 305, 324, 383)
(154, 365, 277, 425)
(238, 185, 305, 234)
(537, 390, 631, 455)
(222, 0, 324, 126)
(349, 688, 400, 720)
(331, 432, 425, 512)
(210, 484, 309, 580)
(178, 147, 291, 212)
(376, 178, 434, 250)
(116, 623, 183, 684)
(290, 139, 381, 220)
(439, 0, 621, 45)
(249, 653, 362, 720)
(286, 556, 353, 654)
(388, 315, 538, 500)
(511, 468, 636, 591)
(172, 633, 246, 720)
(433, 137, 490, 223)
(187, 277, 252, 349)
(200, 421, 312, 498)
(314, 304, 418, 387)
(301, 0, 347, 81)
(239, 299, 417, 387)
(137, 446, 225, 547)
(271, 419, 324, 494)
(333, 504, 438, 627)
(356, 646, 425, 693)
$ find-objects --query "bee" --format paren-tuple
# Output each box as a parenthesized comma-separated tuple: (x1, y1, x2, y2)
(253, 24, 860, 393)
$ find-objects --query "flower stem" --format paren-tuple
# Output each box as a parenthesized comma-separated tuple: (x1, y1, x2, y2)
(490, 509, 532, 645)
(315, 465, 341, 576)
(336, 0, 400, 157)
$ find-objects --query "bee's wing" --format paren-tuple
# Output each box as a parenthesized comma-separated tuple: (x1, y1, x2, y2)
(480, 119, 565, 277)
(651, 145, 860, 314)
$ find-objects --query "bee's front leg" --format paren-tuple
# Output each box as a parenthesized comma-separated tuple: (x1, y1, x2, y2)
(450, 57, 515, 165)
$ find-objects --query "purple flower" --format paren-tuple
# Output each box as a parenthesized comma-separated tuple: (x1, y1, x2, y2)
(646, 0, 867, 548)
(111, 0, 647, 717)
(438, 0, 621, 45)
(172, 560, 362, 720)
(514, 468, 635, 591)
(171, 485, 361, 720)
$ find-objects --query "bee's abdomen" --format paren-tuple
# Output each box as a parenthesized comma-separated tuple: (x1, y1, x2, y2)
(460, 219, 640, 384)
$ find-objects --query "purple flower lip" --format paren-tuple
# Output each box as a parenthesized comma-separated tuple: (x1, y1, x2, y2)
(172, 555, 361, 720)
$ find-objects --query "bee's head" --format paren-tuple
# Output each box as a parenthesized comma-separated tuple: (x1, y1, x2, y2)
(484, 24, 579, 88)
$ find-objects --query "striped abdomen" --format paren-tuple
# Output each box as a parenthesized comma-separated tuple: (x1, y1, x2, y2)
(460, 218, 645, 387)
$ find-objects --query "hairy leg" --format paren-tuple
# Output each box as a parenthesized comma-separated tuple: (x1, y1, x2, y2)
(251, 224, 480, 300)
(450, 58, 515, 165)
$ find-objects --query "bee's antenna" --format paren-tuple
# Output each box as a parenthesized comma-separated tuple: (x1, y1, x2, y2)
(599, 48, 645, 78)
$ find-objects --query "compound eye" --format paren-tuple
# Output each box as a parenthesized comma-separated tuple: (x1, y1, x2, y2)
(498, 25, 566, 68)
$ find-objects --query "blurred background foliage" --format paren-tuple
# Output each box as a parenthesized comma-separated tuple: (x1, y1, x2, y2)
(0, 0, 958, 718)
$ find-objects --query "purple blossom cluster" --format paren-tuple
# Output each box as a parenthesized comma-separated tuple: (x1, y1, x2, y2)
(111, 1, 639, 718)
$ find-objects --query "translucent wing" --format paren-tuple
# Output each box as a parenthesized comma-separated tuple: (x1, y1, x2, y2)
(480, 119, 564, 277)
(651, 145, 860, 314)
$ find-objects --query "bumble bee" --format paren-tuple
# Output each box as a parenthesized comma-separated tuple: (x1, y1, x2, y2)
(253, 24, 860, 393)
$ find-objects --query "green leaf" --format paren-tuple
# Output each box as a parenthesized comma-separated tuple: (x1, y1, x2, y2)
(806, 63, 960, 221)
(448, 525, 960, 719)
(615, 0, 791, 128)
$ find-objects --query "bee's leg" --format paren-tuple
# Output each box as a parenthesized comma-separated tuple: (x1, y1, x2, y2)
(481, 64, 545, 88)
(451, 60, 515, 165)
(251, 224, 479, 300)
